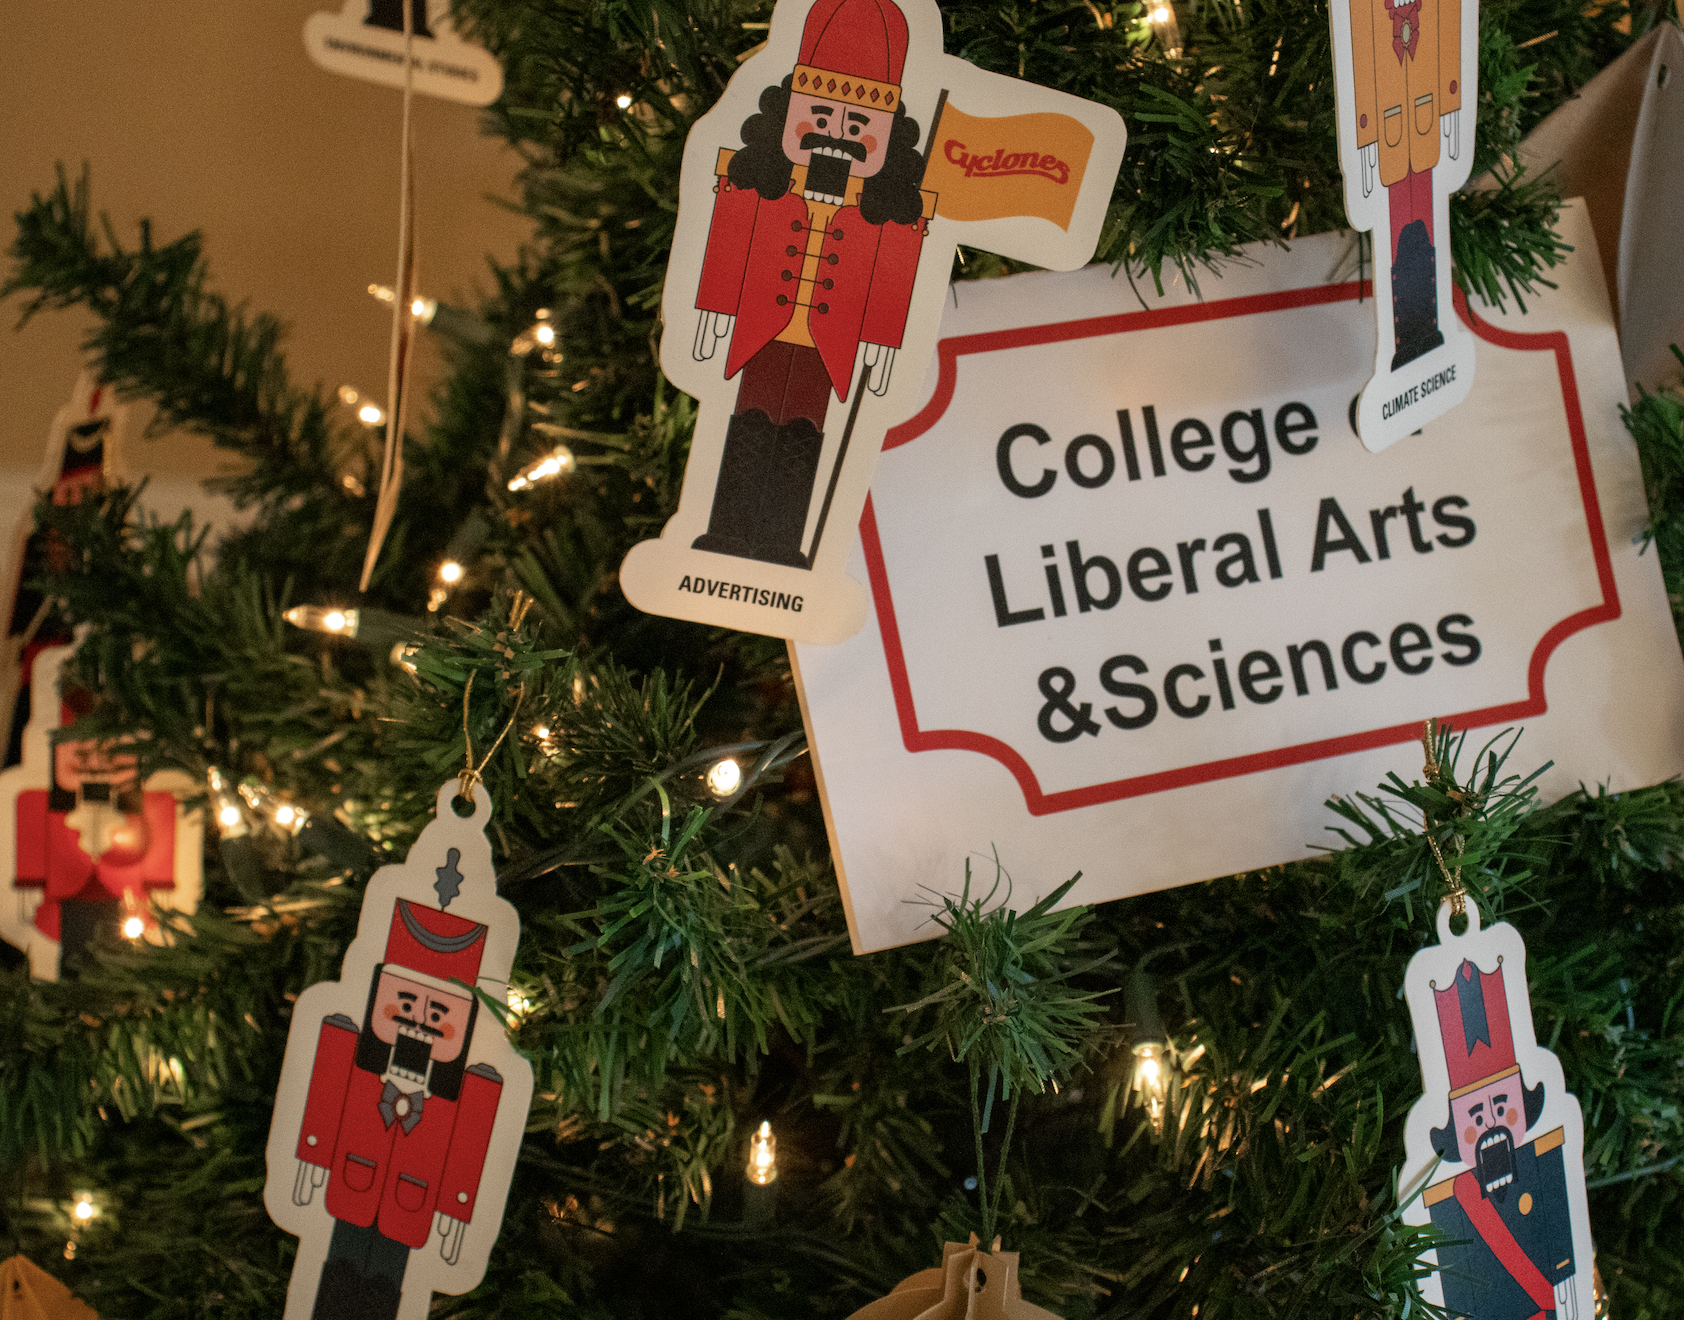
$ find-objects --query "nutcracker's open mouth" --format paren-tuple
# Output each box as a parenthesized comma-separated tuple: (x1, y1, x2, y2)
(1475, 1126, 1516, 1200)
(800, 136, 860, 200)
(391, 1028, 434, 1076)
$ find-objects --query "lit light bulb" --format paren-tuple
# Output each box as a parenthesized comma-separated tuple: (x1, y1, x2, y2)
(746, 1120, 778, 1185)
(1133, 1041, 1169, 1135)
(73, 1197, 94, 1221)
(533, 725, 551, 740)
(218, 803, 242, 829)
(274, 804, 298, 827)
(358, 403, 386, 427)
(1146, 0, 1182, 57)
(283, 605, 361, 637)
(438, 561, 464, 584)
(706, 757, 743, 799)
(506, 445, 576, 492)
(123, 916, 146, 940)
(391, 642, 420, 674)
(511, 310, 558, 357)
(506, 987, 532, 1016)
(338, 385, 362, 407)
(616, 93, 633, 110)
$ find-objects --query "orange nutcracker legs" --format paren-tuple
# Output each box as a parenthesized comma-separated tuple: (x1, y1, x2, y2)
(693, 343, 832, 568)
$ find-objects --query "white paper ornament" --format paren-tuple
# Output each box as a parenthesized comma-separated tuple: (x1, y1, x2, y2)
(1400, 898, 1595, 1320)
(263, 781, 533, 1320)
(1328, 0, 1480, 450)
(617, 0, 1126, 643)
(303, 0, 503, 106)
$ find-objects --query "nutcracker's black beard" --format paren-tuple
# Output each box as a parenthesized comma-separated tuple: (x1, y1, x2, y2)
(391, 1032, 433, 1076)
(1475, 1126, 1516, 1201)
(803, 148, 854, 199)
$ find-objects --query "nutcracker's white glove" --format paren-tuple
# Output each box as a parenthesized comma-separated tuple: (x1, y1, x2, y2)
(1360, 142, 1378, 198)
(864, 343, 896, 396)
(437, 1213, 467, 1265)
(693, 311, 734, 362)
(1555, 1275, 1579, 1320)
(293, 1160, 326, 1206)
(1442, 108, 1461, 160)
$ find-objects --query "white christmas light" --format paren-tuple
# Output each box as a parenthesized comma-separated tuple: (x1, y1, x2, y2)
(506, 445, 577, 492)
(533, 322, 557, 347)
(511, 309, 558, 357)
(357, 403, 386, 428)
(1133, 1041, 1168, 1135)
(123, 916, 146, 940)
(1146, 1, 1182, 57)
(439, 561, 464, 584)
(616, 93, 633, 109)
(706, 758, 742, 798)
(274, 804, 298, 828)
(73, 1198, 95, 1221)
(746, 1120, 778, 1185)
(218, 804, 242, 829)
(283, 605, 361, 637)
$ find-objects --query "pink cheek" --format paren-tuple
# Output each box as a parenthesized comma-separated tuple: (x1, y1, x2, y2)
(438, 1022, 456, 1040)
(795, 120, 814, 139)
(861, 134, 878, 154)
(1462, 1124, 1477, 1146)
(1505, 1109, 1519, 1127)
(383, 1004, 398, 1019)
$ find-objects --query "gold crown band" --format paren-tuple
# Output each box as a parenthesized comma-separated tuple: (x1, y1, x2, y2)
(1448, 1062, 1520, 1100)
(793, 64, 900, 110)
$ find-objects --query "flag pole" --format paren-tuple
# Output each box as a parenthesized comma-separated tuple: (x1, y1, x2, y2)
(803, 89, 950, 568)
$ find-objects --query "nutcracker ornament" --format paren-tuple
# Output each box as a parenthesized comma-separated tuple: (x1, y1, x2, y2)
(1400, 895, 1594, 1320)
(0, 643, 203, 981)
(263, 780, 533, 1320)
(617, 0, 1127, 643)
(1329, 0, 1479, 451)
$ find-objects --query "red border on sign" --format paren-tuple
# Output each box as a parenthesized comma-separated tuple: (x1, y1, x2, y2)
(862, 284, 1620, 816)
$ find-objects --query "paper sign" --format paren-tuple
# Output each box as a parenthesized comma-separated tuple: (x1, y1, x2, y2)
(304, 0, 503, 106)
(1329, 0, 1478, 450)
(618, 0, 1126, 644)
(264, 782, 533, 1320)
(791, 202, 1684, 954)
(1400, 901, 1594, 1318)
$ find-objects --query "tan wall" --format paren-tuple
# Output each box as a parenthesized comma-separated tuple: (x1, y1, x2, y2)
(0, 1, 530, 515)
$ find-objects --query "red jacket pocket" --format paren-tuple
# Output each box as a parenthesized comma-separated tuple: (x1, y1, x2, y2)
(395, 1173, 429, 1213)
(342, 1153, 377, 1193)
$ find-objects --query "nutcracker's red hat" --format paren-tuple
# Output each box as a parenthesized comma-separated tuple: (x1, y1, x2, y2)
(1433, 957, 1519, 1099)
(792, 0, 909, 110)
(384, 898, 488, 988)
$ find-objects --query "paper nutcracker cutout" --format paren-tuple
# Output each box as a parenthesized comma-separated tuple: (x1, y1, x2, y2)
(1401, 900, 1594, 1319)
(303, 0, 503, 105)
(1329, 0, 1478, 451)
(264, 782, 533, 1320)
(0, 644, 203, 980)
(3, 371, 131, 770)
(846, 1239, 1060, 1319)
(618, 0, 1127, 643)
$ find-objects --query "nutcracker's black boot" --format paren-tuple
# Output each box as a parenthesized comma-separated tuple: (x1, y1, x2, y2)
(749, 417, 824, 569)
(1390, 219, 1444, 371)
(694, 409, 777, 560)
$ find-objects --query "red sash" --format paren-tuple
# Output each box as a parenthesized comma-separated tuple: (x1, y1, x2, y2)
(1453, 1170, 1554, 1314)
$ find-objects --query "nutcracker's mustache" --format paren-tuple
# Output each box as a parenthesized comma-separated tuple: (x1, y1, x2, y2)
(1475, 1126, 1516, 1201)
(799, 132, 867, 163)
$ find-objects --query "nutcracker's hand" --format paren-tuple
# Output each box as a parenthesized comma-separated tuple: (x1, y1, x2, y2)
(293, 1160, 326, 1206)
(1442, 109, 1461, 161)
(693, 311, 734, 362)
(437, 1212, 467, 1265)
(1359, 143, 1378, 198)
(863, 343, 896, 396)
(1555, 1276, 1579, 1320)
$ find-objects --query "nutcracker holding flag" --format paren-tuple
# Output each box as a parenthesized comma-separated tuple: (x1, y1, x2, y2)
(618, 0, 1127, 643)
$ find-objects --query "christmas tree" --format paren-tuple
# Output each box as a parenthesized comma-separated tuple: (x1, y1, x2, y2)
(4, 0, 1684, 1315)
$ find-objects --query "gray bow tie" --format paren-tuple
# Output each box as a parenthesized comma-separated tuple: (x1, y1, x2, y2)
(378, 1080, 425, 1134)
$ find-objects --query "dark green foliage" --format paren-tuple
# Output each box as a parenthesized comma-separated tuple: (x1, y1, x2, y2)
(4, 1, 1681, 1317)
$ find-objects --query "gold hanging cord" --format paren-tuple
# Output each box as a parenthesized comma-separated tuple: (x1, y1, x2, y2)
(1420, 718, 1467, 917)
(458, 592, 534, 799)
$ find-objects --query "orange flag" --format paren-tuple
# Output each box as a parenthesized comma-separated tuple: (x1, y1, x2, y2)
(920, 98, 1097, 231)
(0, 1258, 98, 1320)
